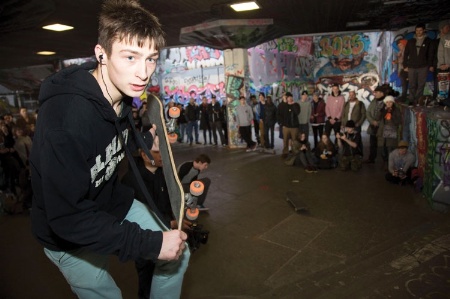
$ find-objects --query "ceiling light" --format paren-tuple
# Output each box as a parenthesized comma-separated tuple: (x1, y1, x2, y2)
(42, 23, 74, 32)
(230, 1, 260, 12)
(346, 21, 370, 27)
(37, 51, 56, 56)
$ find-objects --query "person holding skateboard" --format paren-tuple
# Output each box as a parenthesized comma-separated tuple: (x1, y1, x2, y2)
(29, 1, 188, 298)
(437, 20, 450, 106)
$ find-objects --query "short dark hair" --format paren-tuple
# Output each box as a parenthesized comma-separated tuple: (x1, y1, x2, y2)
(98, 0, 166, 56)
(415, 23, 426, 30)
(195, 154, 211, 164)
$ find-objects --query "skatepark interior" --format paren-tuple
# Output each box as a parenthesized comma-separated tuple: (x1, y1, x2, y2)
(1, 132, 450, 299)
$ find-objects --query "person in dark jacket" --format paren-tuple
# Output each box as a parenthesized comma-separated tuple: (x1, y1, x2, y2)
(278, 92, 300, 158)
(29, 1, 188, 298)
(263, 95, 277, 149)
(185, 97, 201, 145)
(403, 23, 434, 105)
(208, 94, 226, 146)
(199, 96, 212, 145)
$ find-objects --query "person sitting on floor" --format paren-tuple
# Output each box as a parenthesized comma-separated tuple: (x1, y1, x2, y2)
(336, 120, 363, 172)
(385, 140, 417, 185)
(314, 134, 337, 169)
(285, 132, 317, 173)
(178, 154, 211, 210)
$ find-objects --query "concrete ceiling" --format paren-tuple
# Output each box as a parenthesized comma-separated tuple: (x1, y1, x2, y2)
(0, 0, 449, 90)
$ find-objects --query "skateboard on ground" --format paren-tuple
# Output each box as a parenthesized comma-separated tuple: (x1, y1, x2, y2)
(185, 180, 205, 221)
(286, 191, 309, 212)
(146, 94, 185, 229)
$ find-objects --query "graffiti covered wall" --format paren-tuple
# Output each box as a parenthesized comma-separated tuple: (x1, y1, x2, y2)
(156, 46, 225, 104)
(248, 32, 386, 106)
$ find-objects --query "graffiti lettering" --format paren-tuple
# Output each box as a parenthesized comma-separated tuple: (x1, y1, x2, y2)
(319, 34, 366, 58)
(183, 76, 207, 86)
(278, 37, 298, 53)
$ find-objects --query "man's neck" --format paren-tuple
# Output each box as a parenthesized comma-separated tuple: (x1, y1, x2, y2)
(144, 162, 157, 173)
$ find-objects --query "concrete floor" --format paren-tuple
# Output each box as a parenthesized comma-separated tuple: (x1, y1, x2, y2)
(1, 134, 450, 299)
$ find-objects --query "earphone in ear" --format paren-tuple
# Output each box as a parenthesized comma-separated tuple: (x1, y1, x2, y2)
(99, 54, 104, 61)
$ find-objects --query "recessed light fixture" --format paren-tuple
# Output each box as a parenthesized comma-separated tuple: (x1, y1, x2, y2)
(37, 51, 56, 56)
(230, 1, 260, 12)
(42, 23, 74, 32)
(346, 21, 370, 27)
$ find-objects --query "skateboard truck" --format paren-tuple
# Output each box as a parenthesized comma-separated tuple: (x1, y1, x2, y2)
(185, 180, 204, 221)
(167, 106, 180, 143)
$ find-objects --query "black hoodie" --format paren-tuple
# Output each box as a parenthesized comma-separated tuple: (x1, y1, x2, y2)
(30, 62, 162, 262)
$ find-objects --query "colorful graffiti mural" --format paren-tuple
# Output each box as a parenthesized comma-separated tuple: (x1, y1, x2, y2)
(424, 111, 450, 209)
(315, 33, 379, 77)
(157, 46, 226, 103)
(247, 33, 382, 107)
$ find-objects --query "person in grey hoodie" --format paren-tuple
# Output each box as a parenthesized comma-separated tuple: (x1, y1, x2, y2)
(298, 90, 312, 138)
(236, 96, 257, 151)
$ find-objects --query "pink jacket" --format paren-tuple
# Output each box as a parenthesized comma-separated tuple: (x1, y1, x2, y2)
(325, 93, 345, 121)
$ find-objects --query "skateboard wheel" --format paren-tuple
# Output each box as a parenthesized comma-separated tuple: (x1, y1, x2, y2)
(190, 180, 204, 196)
(168, 107, 180, 118)
(168, 133, 178, 143)
(186, 208, 199, 220)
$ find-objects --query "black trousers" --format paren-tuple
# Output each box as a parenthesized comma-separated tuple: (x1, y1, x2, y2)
(368, 134, 378, 162)
(239, 125, 256, 148)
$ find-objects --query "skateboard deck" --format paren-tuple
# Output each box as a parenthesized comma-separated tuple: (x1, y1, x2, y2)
(286, 191, 308, 212)
(437, 72, 450, 102)
(146, 94, 185, 229)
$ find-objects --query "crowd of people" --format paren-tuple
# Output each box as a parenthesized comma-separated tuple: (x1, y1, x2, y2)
(0, 107, 36, 212)
(228, 84, 418, 186)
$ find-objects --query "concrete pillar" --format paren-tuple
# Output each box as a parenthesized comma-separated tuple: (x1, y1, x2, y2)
(223, 48, 249, 148)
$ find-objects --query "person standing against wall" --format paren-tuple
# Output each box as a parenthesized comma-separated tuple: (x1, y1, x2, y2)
(278, 92, 300, 159)
(324, 83, 345, 142)
(298, 91, 312, 139)
(403, 23, 434, 105)
(236, 96, 257, 152)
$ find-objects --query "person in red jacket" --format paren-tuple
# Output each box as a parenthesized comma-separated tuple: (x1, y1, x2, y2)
(310, 91, 326, 149)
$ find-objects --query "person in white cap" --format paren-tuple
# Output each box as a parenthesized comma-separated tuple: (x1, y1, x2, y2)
(377, 95, 402, 170)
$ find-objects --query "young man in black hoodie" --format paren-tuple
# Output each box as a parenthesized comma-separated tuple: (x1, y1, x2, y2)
(29, 1, 188, 298)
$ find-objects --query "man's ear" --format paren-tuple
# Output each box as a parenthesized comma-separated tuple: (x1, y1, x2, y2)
(94, 45, 106, 64)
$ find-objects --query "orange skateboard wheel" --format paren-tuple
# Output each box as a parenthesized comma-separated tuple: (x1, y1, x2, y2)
(168, 133, 178, 143)
(168, 107, 180, 118)
(190, 180, 204, 196)
(186, 208, 199, 220)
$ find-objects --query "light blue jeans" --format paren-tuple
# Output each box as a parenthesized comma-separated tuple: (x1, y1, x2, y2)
(44, 200, 190, 299)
